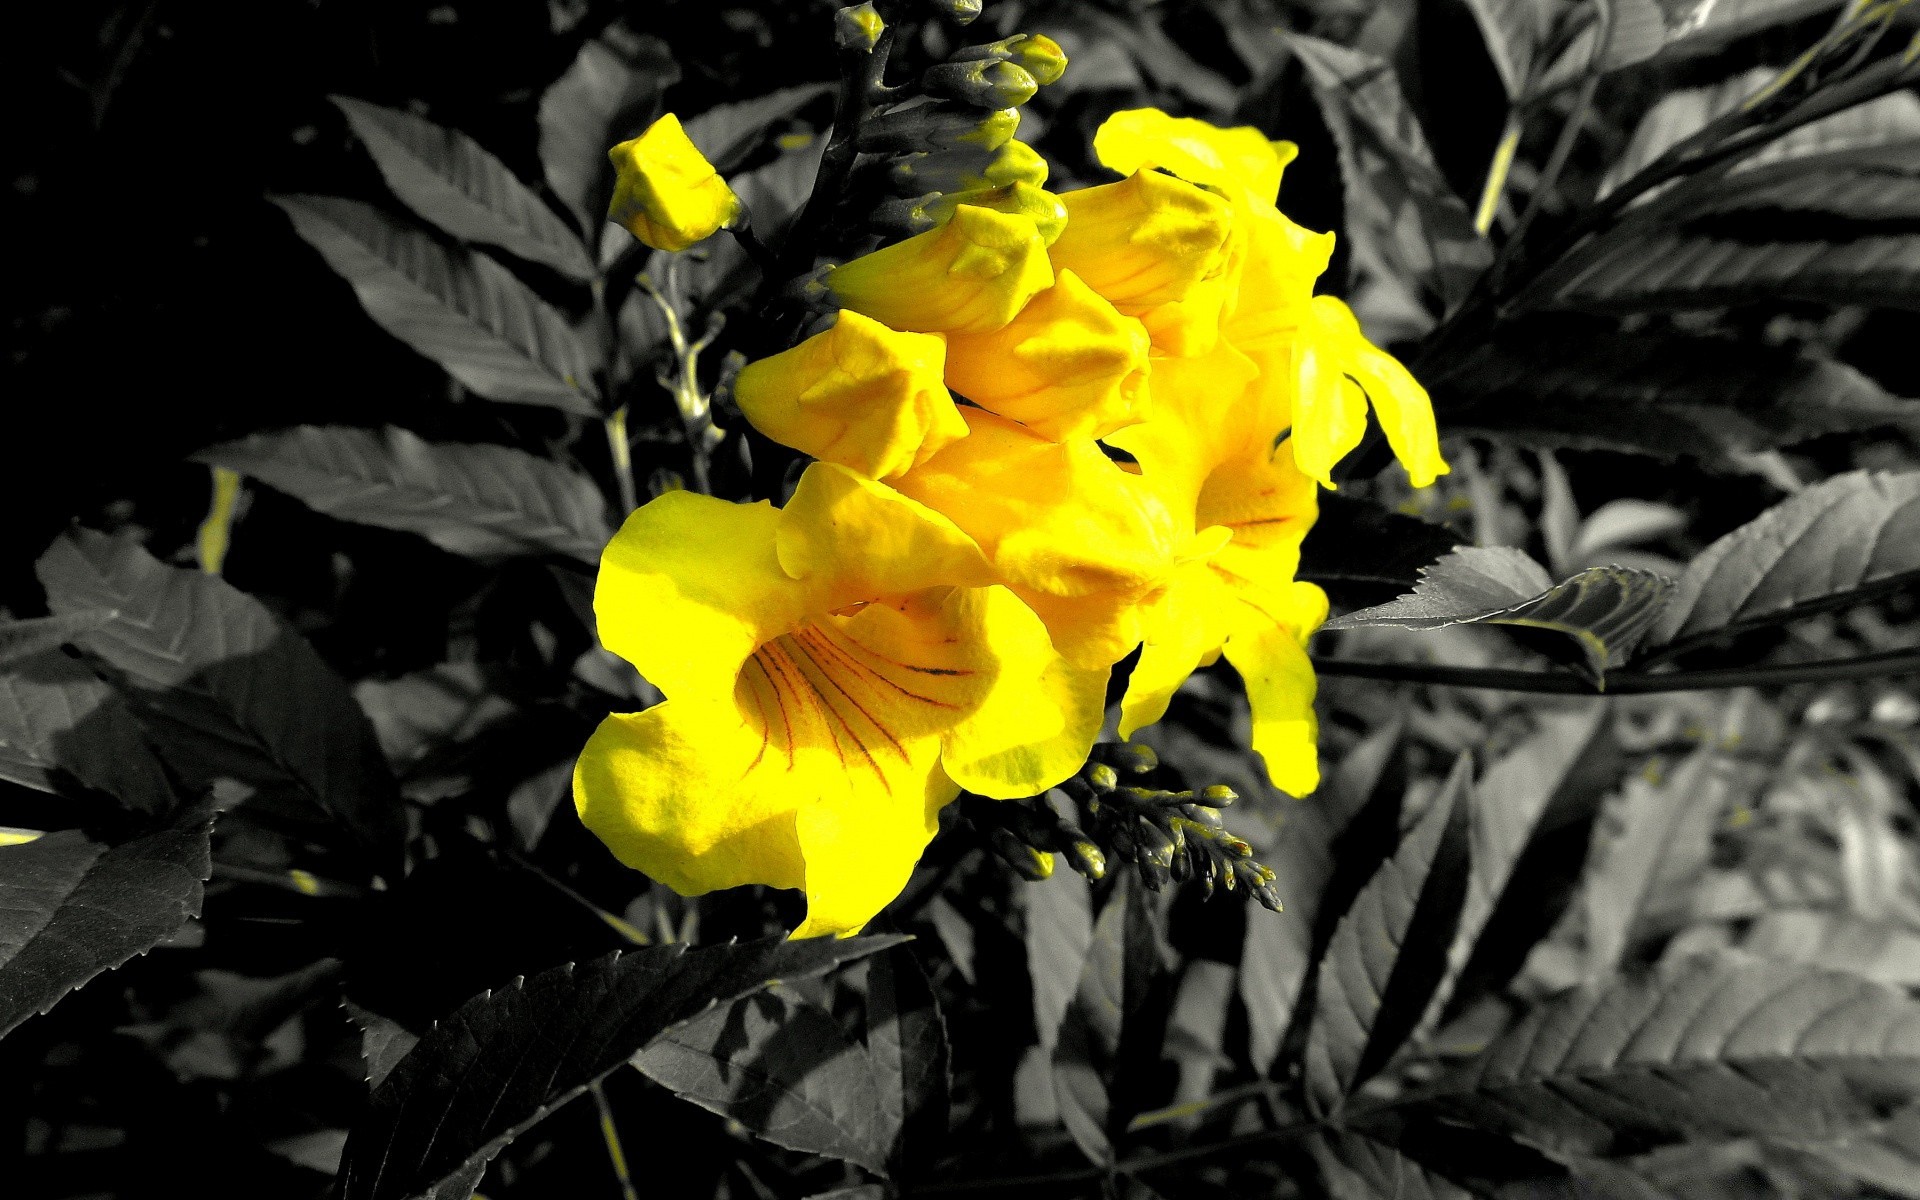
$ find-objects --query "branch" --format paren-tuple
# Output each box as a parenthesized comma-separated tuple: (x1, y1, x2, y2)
(1312, 647, 1920, 694)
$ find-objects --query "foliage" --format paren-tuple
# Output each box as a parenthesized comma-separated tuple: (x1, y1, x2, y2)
(7, 1, 1920, 1198)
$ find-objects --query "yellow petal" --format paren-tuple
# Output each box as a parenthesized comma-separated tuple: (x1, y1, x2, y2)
(1093, 108, 1296, 206)
(1221, 205, 1335, 347)
(922, 181, 1069, 245)
(595, 492, 802, 702)
(791, 763, 955, 937)
(1330, 310, 1450, 488)
(1105, 340, 1262, 516)
(734, 310, 967, 479)
(941, 270, 1151, 441)
(1199, 440, 1320, 587)
(776, 462, 994, 606)
(1289, 329, 1369, 489)
(1294, 296, 1449, 488)
(1049, 171, 1233, 313)
(608, 113, 742, 252)
(1117, 548, 1236, 739)
(1221, 582, 1328, 797)
(829, 205, 1054, 334)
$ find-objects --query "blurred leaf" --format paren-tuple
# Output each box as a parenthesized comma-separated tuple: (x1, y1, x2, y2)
(1304, 756, 1472, 1114)
(1581, 743, 1744, 975)
(343, 999, 419, 1091)
(1656, 0, 1848, 63)
(1022, 864, 1093, 1054)
(637, 986, 894, 1175)
(1053, 873, 1153, 1166)
(1531, 0, 1676, 96)
(272, 195, 600, 415)
(339, 934, 903, 1200)
(1646, 470, 1920, 652)
(537, 26, 678, 232)
(0, 611, 116, 669)
(1301, 495, 1465, 611)
(1746, 911, 1920, 987)
(1288, 34, 1492, 316)
(0, 816, 213, 1038)
(36, 531, 401, 865)
(1541, 228, 1920, 313)
(331, 96, 595, 281)
(1157, 960, 1234, 1125)
(0, 650, 173, 811)
(1387, 955, 1920, 1155)
(196, 425, 611, 565)
(1458, 0, 1558, 98)
(1323, 546, 1676, 678)
(681, 84, 832, 174)
(1433, 320, 1920, 459)
(1674, 138, 1920, 220)
(864, 945, 949, 1166)
(1235, 719, 1405, 1076)
(1310, 1128, 1488, 1199)
(1796, 1102, 1920, 1199)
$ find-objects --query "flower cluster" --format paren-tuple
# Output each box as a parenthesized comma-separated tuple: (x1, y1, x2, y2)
(577, 96, 1447, 937)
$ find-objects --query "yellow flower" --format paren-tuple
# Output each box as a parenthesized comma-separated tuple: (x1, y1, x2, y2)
(828, 205, 1054, 334)
(607, 114, 741, 252)
(1093, 108, 1296, 208)
(894, 409, 1192, 670)
(1048, 170, 1233, 316)
(920, 181, 1068, 245)
(941, 270, 1151, 441)
(733, 310, 967, 480)
(1292, 296, 1448, 489)
(575, 462, 1106, 938)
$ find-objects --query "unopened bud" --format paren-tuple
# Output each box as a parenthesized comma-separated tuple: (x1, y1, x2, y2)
(1220, 836, 1254, 860)
(890, 139, 1048, 195)
(1169, 846, 1193, 882)
(924, 59, 1039, 109)
(1106, 743, 1159, 774)
(925, 181, 1067, 244)
(1177, 803, 1225, 832)
(948, 34, 1067, 85)
(990, 827, 1055, 881)
(835, 2, 885, 53)
(1252, 881, 1284, 912)
(1137, 856, 1170, 891)
(924, 0, 982, 22)
(1086, 763, 1119, 793)
(1200, 784, 1237, 807)
(861, 103, 1019, 155)
(1064, 839, 1106, 880)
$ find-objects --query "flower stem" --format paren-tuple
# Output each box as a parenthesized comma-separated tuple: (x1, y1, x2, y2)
(1472, 115, 1522, 236)
(604, 405, 637, 515)
(589, 1081, 640, 1200)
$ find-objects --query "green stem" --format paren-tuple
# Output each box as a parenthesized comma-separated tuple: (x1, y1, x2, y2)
(604, 405, 637, 515)
(1312, 647, 1920, 694)
(1472, 115, 1522, 236)
(590, 1081, 640, 1200)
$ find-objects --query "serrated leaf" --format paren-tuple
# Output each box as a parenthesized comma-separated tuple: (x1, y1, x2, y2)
(342, 1000, 419, 1091)
(681, 84, 832, 174)
(637, 985, 893, 1175)
(538, 27, 678, 232)
(1544, 228, 1920, 313)
(1053, 873, 1153, 1166)
(1746, 910, 1920, 987)
(36, 531, 400, 864)
(1676, 138, 1920, 220)
(1310, 1129, 1489, 1199)
(0, 817, 213, 1038)
(1388, 955, 1920, 1155)
(1300, 495, 1465, 611)
(0, 650, 173, 811)
(1648, 470, 1920, 652)
(1304, 757, 1472, 1114)
(864, 945, 948, 1166)
(1022, 865, 1093, 1053)
(0, 611, 116, 669)
(1530, 0, 1670, 97)
(195, 425, 611, 564)
(273, 195, 599, 414)
(1324, 546, 1675, 679)
(1288, 34, 1491, 318)
(332, 97, 593, 282)
(1232, 719, 1405, 1076)
(1459, 0, 1558, 99)
(1657, 0, 1847, 62)
(339, 934, 902, 1200)
(1433, 319, 1920, 458)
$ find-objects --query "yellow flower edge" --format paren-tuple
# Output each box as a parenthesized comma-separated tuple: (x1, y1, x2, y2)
(608, 113, 742, 253)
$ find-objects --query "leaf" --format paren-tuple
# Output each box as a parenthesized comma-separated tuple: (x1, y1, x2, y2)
(343, 999, 420, 1090)
(1053, 873, 1154, 1166)
(1304, 757, 1472, 1114)
(1390, 955, 1920, 1155)
(864, 946, 949, 1166)
(195, 426, 611, 565)
(272, 195, 600, 415)
(1234, 718, 1406, 1076)
(1288, 34, 1492, 317)
(339, 934, 902, 1200)
(1657, 0, 1848, 63)
(1745, 911, 1920, 987)
(332, 97, 594, 281)
(1432, 317, 1920, 459)
(0, 650, 173, 810)
(0, 611, 116, 669)
(1542, 228, 1920, 314)
(1647, 470, 1920, 652)
(1580, 742, 1747, 975)
(1300, 495, 1465, 611)
(537, 26, 678, 232)
(1676, 138, 1920, 220)
(36, 531, 401, 865)
(1458, 0, 1558, 98)
(681, 84, 832, 174)
(1022, 864, 1093, 1053)
(1323, 546, 1676, 679)
(0, 817, 213, 1038)
(1310, 1129, 1489, 1200)
(637, 986, 894, 1175)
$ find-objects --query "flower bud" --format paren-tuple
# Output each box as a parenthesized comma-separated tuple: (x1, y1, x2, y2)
(828, 204, 1053, 334)
(890, 139, 1049, 196)
(1063, 838, 1106, 880)
(733, 310, 966, 480)
(920, 0, 982, 21)
(1086, 762, 1119, 793)
(948, 34, 1067, 85)
(942, 270, 1148, 441)
(608, 114, 742, 252)
(1049, 170, 1234, 313)
(924, 58, 1039, 109)
(1177, 803, 1225, 832)
(861, 104, 1019, 155)
(1200, 783, 1237, 807)
(926, 182, 1066, 244)
(991, 827, 1056, 881)
(835, 2, 885, 53)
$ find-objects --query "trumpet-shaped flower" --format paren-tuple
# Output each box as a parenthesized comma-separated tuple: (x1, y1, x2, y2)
(575, 462, 1106, 937)
(1048, 170, 1233, 316)
(608, 114, 742, 252)
(733, 310, 967, 480)
(1093, 108, 1295, 208)
(828, 205, 1054, 335)
(941, 270, 1151, 441)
